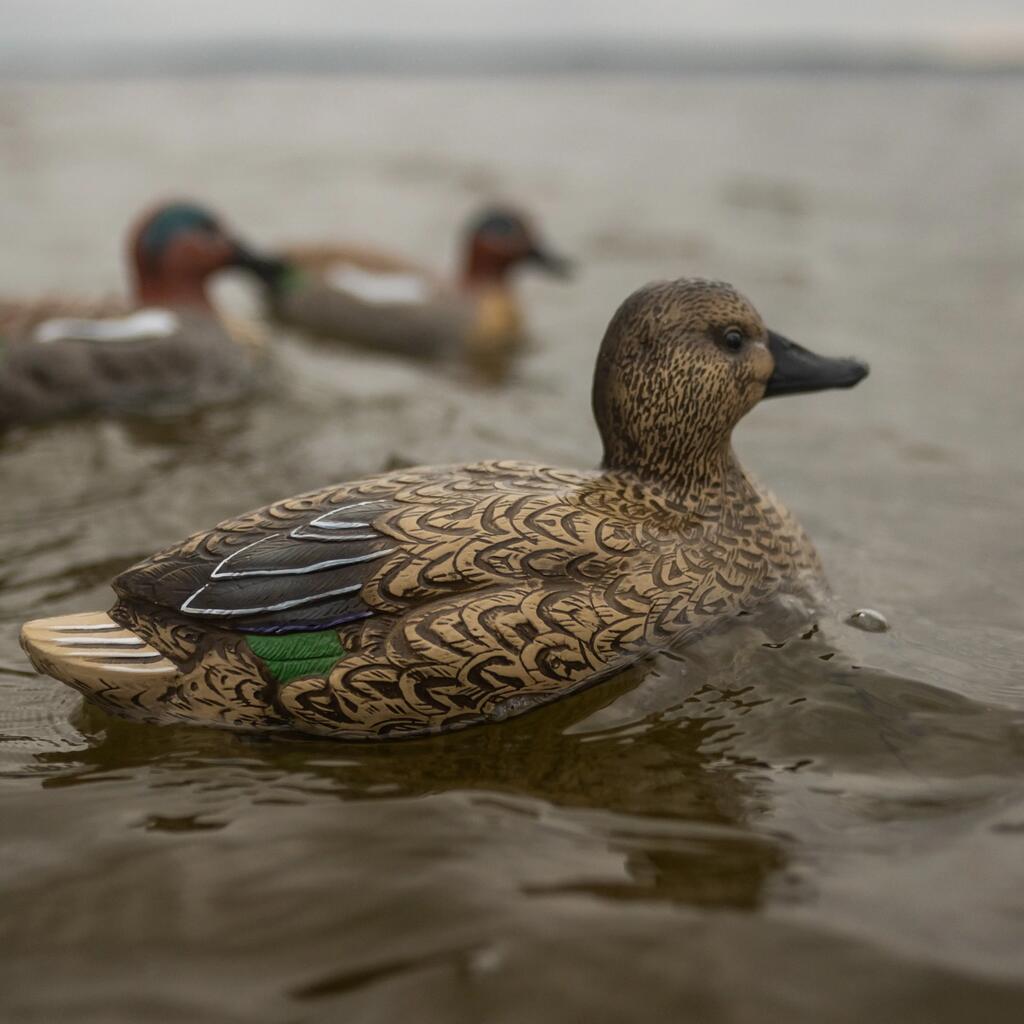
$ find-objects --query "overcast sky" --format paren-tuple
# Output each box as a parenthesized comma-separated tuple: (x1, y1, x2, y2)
(3, 0, 1024, 51)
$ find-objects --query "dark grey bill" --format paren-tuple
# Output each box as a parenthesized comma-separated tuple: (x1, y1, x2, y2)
(527, 244, 574, 278)
(764, 330, 869, 398)
(230, 243, 291, 288)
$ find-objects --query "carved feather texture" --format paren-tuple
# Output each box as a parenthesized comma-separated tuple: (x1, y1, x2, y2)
(106, 459, 821, 737)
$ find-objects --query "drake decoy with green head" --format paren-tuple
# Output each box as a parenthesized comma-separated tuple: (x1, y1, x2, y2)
(0, 201, 282, 427)
(263, 206, 571, 375)
(21, 278, 868, 740)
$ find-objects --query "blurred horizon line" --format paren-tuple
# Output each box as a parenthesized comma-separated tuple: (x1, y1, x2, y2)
(4, 35, 1024, 80)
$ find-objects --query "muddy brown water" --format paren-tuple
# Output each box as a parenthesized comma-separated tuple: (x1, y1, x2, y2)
(1, 75, 1023, 1023)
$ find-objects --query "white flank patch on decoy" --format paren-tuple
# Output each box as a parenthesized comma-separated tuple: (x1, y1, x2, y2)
(326, 263, 431, 305)
(34, 308, 180, 345)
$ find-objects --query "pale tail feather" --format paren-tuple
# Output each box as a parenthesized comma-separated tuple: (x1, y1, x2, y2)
(21, 610, 287, 731)
(20, 612, 177, 716)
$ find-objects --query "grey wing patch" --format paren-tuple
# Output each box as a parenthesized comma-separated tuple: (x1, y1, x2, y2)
(177, 501, 398, 633)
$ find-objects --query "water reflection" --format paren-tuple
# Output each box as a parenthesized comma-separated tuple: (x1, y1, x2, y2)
(29, 610, 1024, 875)
(32, 649, 790, 912)
(3, 608, 1022, 1022)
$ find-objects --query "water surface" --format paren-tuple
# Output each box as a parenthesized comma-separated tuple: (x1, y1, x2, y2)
(1, 74, 1023, 1022)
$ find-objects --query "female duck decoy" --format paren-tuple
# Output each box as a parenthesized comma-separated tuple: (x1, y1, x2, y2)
(0, 201, 283, 427)
(22, 278, 869, 740)
(262, 206, 571, 374)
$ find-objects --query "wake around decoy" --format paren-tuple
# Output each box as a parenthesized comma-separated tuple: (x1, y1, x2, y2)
(21, 278, 868, 740)
(0, 201, 282, 427)
(259, 206, 571, 375)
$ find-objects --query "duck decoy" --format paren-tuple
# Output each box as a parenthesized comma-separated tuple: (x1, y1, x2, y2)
(21, 278, 869, 740)
(0, 201, 283, 427)
(261, 206, 571, 375)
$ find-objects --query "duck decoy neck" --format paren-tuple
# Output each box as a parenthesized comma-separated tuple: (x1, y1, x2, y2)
(461, 239, 520, 287)
(131, 267, 211, 309)
(590, 286, 749, 498)
(592, 363, 743, 498)
(595, 407, 741, 498)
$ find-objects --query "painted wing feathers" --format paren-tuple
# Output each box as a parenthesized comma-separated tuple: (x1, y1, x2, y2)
(111, 463, 626, 638)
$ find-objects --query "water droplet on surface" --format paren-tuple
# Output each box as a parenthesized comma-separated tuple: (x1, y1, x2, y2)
(486, 693, 543, 721)
(846, 608, 889, 633)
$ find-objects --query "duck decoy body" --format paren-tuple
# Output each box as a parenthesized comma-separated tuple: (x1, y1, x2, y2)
(22, 278, 869, 740)
(263, 206, 570, 373)
(0, 202, 281, 427)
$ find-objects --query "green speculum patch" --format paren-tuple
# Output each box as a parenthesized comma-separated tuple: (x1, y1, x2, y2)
(245, 630, 347, 684)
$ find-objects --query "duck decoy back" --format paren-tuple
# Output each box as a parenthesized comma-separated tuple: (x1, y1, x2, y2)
(22, 278, 868, 740)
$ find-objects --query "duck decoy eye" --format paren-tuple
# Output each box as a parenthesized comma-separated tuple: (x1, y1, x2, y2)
(720, 327, 745, 353)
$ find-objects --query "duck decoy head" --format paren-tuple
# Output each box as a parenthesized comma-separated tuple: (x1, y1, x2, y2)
(129, 201, 285, 305)
(463, 206, 572, 285)
(593, 278, 869, 484)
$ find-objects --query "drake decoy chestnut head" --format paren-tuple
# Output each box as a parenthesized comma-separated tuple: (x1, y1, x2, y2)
(22, 278, 868, 739)
(129, 201, 284, 308)
(461, 206, 572, 286)
(0, 200, 283, 426)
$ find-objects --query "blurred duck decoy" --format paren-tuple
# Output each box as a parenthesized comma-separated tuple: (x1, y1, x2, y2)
(0, 201, 283, 428)
(21, 278, 869, 740)
(262, 205, 571, 375)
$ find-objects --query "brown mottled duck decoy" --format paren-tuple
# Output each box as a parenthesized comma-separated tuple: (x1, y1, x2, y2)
(262, 206, 571, 373)
(0, 201, 283, 427)
(22, 278, 869, 740)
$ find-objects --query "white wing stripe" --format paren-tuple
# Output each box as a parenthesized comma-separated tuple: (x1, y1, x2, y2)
(289, 527, 379, 541)
(304, 501, 385, 529)
(180, 582, 364, 617)
(205, 535, 393, 580)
